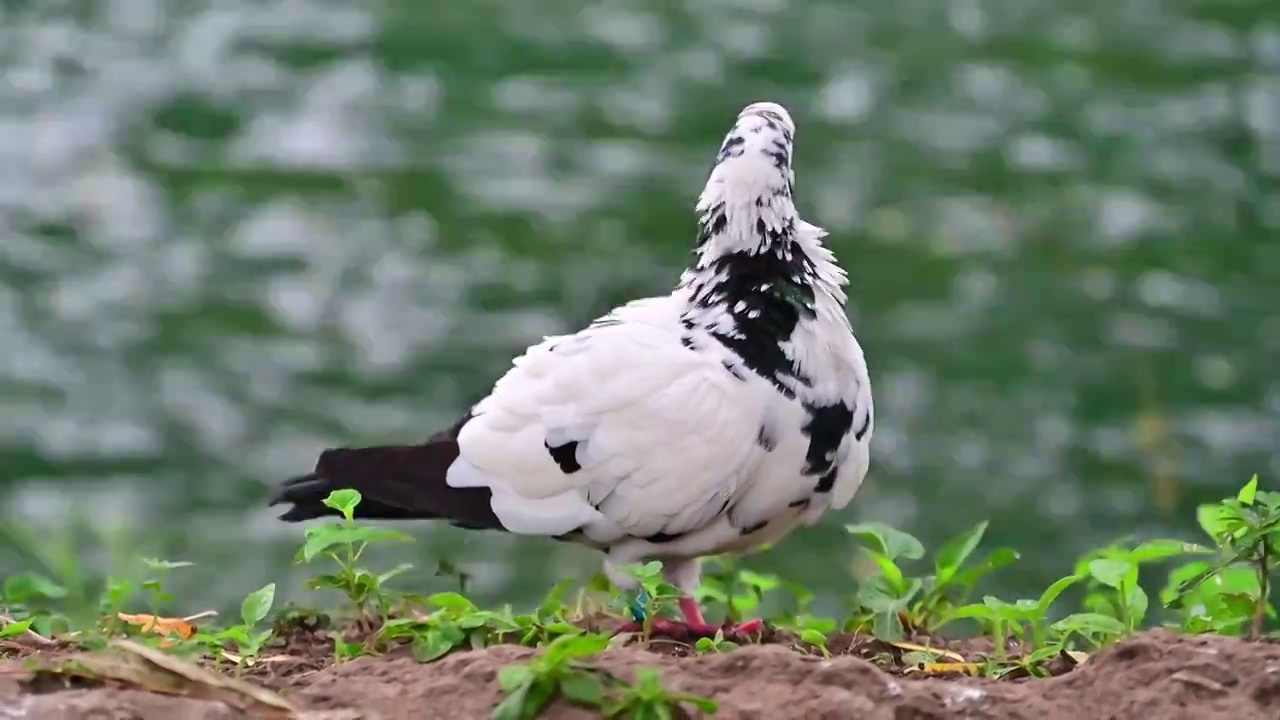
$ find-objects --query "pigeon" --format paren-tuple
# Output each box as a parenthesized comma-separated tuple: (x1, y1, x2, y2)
(269, 101, 874, 640)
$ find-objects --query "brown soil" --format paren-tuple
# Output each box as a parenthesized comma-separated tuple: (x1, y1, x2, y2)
(4, 628, 1280, 719)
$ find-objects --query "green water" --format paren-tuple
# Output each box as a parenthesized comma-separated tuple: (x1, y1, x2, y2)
(2, 1, 1277, 616)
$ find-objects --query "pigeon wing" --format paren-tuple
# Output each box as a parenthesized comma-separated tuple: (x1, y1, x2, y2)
(447, 307, 772, 542)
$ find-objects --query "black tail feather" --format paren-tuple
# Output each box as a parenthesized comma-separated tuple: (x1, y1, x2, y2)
(269, 416, 504, 531)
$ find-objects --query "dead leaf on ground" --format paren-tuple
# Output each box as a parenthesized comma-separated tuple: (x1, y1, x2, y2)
(887, 640, 967, 664)
(28, 639, 296, 716)
(116, 613, 198, 645)
(904, 661, 985, 676)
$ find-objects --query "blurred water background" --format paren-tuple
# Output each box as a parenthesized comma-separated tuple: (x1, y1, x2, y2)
(2, 0, 1278, 618)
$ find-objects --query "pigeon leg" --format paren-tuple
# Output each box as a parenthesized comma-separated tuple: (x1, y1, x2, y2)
(678, 596, 764, 636)
(616, 596, 764, 640)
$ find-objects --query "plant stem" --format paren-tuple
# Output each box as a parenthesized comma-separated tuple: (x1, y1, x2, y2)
(1252, 540, 1270, 640)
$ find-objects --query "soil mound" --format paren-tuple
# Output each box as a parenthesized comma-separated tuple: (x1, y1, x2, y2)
(4, 629, 1279, 718)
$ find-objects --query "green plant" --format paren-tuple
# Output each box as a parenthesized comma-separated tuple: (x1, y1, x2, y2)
(604, 668, 718, 718)
(194, 583, 277, 668)
(296, 489, 415, 624)
(492, 633, 610, 719)
(619, 561, 685, 638)
(694, 630, 736, 655)
(845, 521, 1019, 639)
(1166, 476, 1280, 637)
(695, 557, 783, 626)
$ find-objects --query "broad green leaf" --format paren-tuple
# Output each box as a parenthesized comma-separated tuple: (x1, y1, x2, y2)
(240, 583, 276, 626)
(558, 671, 604, 706)
(1238, 475, 1259, 505)
(412, 629, 458, 663)
(934, 521, 988, 584)
(1196, 504, 1231, 539)
(498, 665, 532, 692)
(1086, 559, 1129, 589)
(297, 526, 413, 563)
(322, 489, 363, 518)
(1128, 539, 1207, 563)
(429, 592, 478, 614)
(491, 683, 529, 720)
(1053, 612, 1126, 638)
(0, 617, 35, 638)
(846, 522, 925, 561)
(3, 573, 68, 602)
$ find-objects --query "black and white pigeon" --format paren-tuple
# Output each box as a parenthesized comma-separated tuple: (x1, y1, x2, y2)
(269, 101, 874, 638)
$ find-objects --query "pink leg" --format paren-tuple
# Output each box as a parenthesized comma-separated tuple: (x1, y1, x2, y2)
(618, 596, 765, 641)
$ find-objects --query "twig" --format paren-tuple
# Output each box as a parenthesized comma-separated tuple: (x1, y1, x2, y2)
(182, 610, 220, 623)
(0, 613, 57, 647)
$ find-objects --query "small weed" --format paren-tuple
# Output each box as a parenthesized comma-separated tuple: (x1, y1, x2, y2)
(605, 668, 718, 718)
(492, 633, 611, 720)
(1166, 475, 1280, 638)
(296, 489, 415, 625)
(845, 521, 1019, 639)
(193, 583, 277, 668)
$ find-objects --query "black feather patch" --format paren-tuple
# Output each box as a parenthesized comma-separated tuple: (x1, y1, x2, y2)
(545, 440, 582, 474)
(686, 247, 820, 396)
(801, 402, 855, 477)
(756, 426, 776, 451)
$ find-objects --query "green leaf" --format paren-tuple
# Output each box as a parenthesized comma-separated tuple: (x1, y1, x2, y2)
(1052, 612, 1127, 637)
(1036, 573, 1084, 615)
(1124, 539, 1205, 563)
(934, 521, 988, 584)
(428, 592, 479, 614)
(491, 683, 529, 720)
(1197, 504, 1239, 541)
(1238, 475, 1259, 505)
(798, 628, 828, 646)
(951, 548, 1021, 589)
(297, 526, 414, 563)
(378, 563, 414, 585)
(558, 671, 604, 706)
(846, 523, 925, 561)
(543, 632, 610, 666)
(0, 617, 35, 638)
(498, 665, 533, 692)
(1087, 559, 1130, 589)
(322, 489, 363, 518)
(141, 558, 196, 571)
(3, 573, 68, 603)
(682, 695, 719, 713)
(240, 583, 276, 626)
(412, 629, 460, 663)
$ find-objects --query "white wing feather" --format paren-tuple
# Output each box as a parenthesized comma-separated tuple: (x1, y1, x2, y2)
(448, 297, 774, 541)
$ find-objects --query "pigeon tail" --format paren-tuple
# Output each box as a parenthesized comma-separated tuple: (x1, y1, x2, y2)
(269, 419, 504, 531)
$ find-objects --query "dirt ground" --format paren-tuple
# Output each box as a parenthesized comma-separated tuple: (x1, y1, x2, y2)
(3, 627, 1280, 719)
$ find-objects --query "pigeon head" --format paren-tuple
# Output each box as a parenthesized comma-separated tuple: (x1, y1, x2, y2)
(691, 101, 799, 259)
(676, 101, 850, 396)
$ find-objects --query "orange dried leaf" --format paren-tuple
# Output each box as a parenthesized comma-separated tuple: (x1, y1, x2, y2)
(116, 613, 197, 641)
(888, 640, 966, 663)
(909, 662, 984, 675)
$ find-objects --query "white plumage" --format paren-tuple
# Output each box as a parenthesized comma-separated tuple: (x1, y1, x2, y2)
(274, 101, 874, 635)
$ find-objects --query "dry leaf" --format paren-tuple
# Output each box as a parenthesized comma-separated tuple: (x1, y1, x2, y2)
(32, 639, 296, 716)
(116, 613, 197, 645)
(888, 640, 967, 663)
(1064, 650, 1089, 666)
(905, 661, 985, 676)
